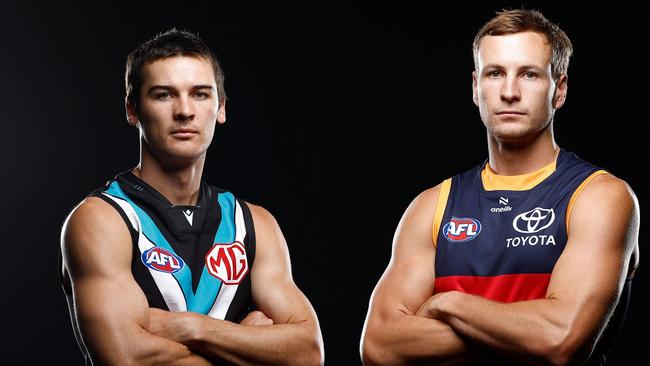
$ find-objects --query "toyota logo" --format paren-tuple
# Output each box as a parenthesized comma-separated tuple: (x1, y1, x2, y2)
(512, 207, 555, 234)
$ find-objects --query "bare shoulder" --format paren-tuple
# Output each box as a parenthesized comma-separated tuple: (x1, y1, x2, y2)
(573, 173, 638, 220)
(62, 196, 128, 246)
(407, 184, 443, 217)
(582, 173, 636, 203)
(243, 202, 290, 260)
(569, 172, 640, 274)
(61, 196, 132, 276)
(245, 202, 278, 231)
(244, 202, 285, 247)
(394, 183, 444, 241)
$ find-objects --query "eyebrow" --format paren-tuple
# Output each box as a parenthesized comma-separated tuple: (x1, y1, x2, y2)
(191, 85, 216, 90)
(482, 64, 546, 71)
(147, 85, 215, 93)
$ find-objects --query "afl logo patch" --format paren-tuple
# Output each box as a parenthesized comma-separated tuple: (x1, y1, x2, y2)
(205, 241, 249, 285)
(141, 247, 185, 273)
(443, 217, 482, 242)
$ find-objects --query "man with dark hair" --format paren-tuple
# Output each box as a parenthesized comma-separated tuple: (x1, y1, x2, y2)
(361, 9, 639, 365)
(61, 29, 324, 365)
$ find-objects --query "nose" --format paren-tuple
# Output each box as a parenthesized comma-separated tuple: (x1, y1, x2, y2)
(500, 75, 521, 103)
(174, 94, 195, 122)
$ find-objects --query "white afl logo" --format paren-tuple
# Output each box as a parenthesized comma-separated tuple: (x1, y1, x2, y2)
(512, 207, 555, 234)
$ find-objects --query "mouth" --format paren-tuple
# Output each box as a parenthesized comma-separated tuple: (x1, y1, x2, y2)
(170, 129, 199, 138)
(496, 110, 526, 116)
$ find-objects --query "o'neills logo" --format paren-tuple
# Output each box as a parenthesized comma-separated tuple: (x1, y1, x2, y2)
(491, 196, 512, 213)
(491, 206, 512, 213)
(443, 217, 482, 242)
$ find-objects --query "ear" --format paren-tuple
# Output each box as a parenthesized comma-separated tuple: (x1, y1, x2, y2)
(472, 71, 479, 107)
(217, 99, 226, 124)
(552, 74, 568, 109)
(125, 97, 139, 127)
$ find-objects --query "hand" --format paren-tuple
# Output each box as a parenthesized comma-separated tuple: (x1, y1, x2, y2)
(148, 308, 200, 343)
(415, 291, 458, 320)
(240, 310, 274, 326)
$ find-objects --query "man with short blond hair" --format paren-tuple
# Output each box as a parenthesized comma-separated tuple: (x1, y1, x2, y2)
(362, 9, 639, 365)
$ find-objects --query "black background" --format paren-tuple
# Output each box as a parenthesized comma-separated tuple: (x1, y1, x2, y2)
(1, 1, 646, 364)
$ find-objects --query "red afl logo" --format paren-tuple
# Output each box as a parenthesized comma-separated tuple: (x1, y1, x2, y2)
(141, 247, 185, 273)
(443, 217, 482, 242)
(205, 241, 249, 284)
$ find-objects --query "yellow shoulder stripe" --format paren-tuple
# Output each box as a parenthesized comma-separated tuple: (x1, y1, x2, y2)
(432, 178, 452, 248)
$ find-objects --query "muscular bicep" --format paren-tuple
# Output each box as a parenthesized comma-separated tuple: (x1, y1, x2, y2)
(545, 174, 638, 346)
(62, 197, 151, 362)
(62, 197, 198, 365)
(248, 204, 318, 325)
(369, 187, 439, 318)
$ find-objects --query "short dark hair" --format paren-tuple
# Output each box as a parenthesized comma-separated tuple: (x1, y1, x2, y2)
(473, 9, 573, 80)
(125, 29, 226, 109)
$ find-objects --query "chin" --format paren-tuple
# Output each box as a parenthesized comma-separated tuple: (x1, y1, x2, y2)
(161, 143, 207, 162)
(489, 123, 534, 142)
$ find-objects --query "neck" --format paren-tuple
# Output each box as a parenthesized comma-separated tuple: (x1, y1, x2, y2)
(133, 144, 206, 206)
(487, 128, 559, 175)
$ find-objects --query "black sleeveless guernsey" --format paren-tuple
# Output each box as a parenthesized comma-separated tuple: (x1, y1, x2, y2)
(62, 171, 256, 363)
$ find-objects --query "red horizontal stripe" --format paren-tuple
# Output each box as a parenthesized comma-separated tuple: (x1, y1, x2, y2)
(435, 273, 551, 303)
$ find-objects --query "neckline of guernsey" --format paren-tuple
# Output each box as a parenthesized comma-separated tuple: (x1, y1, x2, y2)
(481, 158, 557, 191)
(123, 171, 205, 209)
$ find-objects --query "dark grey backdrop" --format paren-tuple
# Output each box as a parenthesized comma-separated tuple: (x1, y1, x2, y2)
(1, 1, 646, 364)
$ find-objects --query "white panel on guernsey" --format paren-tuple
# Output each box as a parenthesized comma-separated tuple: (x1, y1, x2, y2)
(102, 193, 188, 312)
(208, 200, 248, 319)
(138, 233, 188, 312)
(102, 192, 139, 231)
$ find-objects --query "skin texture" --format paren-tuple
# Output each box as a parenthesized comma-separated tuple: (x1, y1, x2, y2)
(361, 32, 640, 366)
(62, 55, 324, 365)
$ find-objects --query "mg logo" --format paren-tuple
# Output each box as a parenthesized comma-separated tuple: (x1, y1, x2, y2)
(513, 207, 555, 234)
(205, 241, 249, 284)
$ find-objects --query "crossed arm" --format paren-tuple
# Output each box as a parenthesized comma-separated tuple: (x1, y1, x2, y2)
(361, 174, 639, 366)
(61, 197, 323, 365)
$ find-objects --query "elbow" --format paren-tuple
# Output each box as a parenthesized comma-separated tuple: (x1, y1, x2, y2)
(302, 339, 325, 366)
(360, 326, 399, 366)
(293, 326, 324, 366)
(360, 338, 384, 366)
(539, 325, 592, 366)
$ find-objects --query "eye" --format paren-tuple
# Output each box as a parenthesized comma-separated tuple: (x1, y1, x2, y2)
(193, 91, 211, 99)
(155, 91, 173, 100)
(523, 71, 537, 79)
(487, 70, 503, 78)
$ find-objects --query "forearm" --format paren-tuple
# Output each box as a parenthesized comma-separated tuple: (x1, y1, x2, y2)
(126, 332, 214, 366)
(363, 313, 487, 366)
(434, 292, 573, 364)
(83, 326, 212, 366)
(179, 317, 322, 366)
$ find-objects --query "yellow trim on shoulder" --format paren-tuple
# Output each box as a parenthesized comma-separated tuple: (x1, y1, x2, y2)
(432, 178, 452, 249)
(565, 170, 609, 234)
(482, 160, 556, 191)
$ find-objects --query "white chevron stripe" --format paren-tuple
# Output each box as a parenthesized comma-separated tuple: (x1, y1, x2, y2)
(138, 233, 188, 312)
(208, 200, 248, 319)
(102, 192, 139, 230)
(102, 192, 188, 312)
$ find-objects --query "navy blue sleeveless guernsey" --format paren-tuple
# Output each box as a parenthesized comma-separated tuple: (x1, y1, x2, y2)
(61, 171, 256, 362)
(432, 149, 631, 365)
